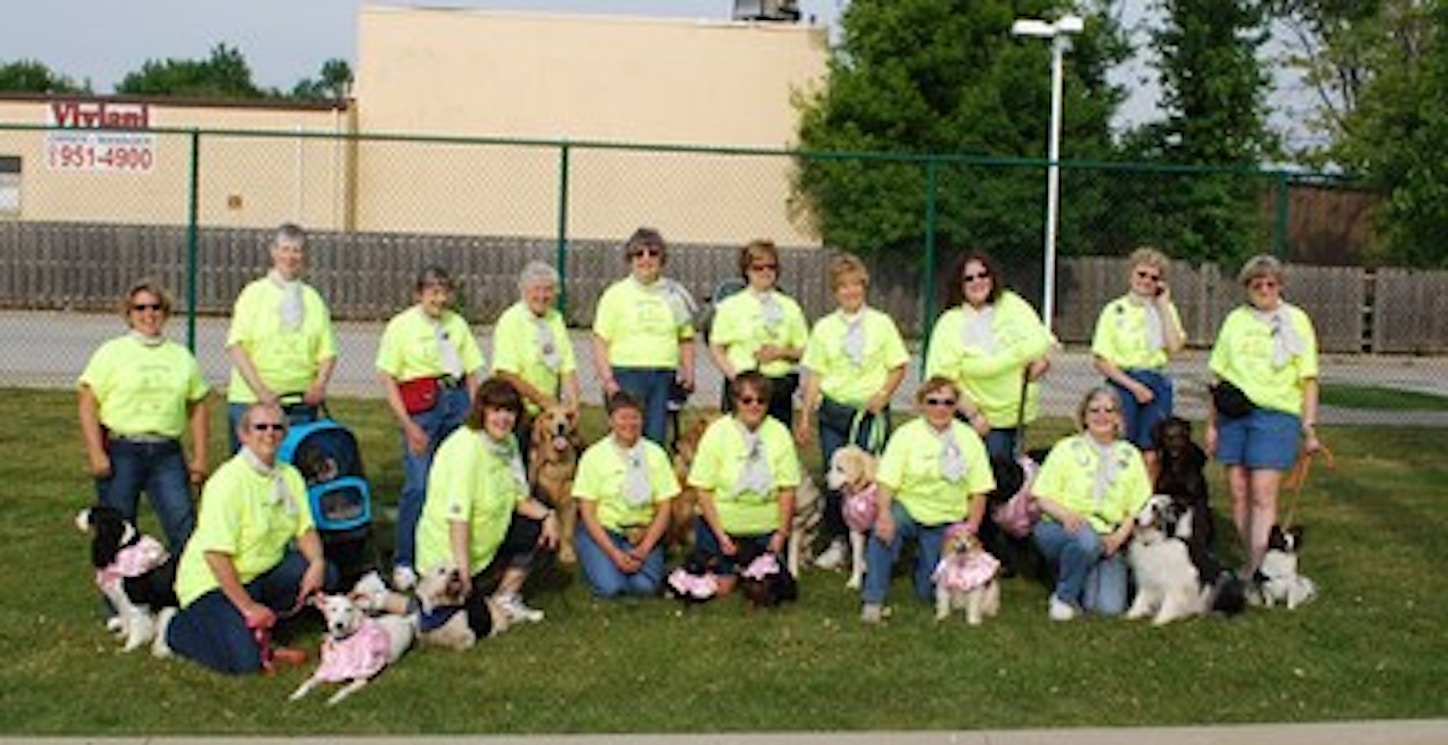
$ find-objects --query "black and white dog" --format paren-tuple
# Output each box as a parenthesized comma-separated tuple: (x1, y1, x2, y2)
(1255, 525, 1317, 609)
(1127, 495, 1246, 625)
(75, 505, 179, 650)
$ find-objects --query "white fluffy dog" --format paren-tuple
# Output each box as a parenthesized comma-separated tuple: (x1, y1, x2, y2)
(1256, 525, 1317, 609)
(825, 445, 879, 590)
(290, 592, 415, 705)
(1126, 494, 1209, 626)
(932, 524, 1001, 625)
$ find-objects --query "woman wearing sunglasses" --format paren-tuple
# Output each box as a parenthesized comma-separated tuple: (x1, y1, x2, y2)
(1090, 246, 1186, 475)
(591, 227, 696, 446)
(1031, 387, 1152, 621)
(707, 239, 809, 428)
(687, 371, 802, 597)
(924, 251, 1054, 460)
(78, 279, 209, 550)
(859, 376, 994, 624)
(1208, 255, 1321, 576)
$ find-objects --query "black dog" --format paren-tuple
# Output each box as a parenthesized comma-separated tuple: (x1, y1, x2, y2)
(735, 544, 798, 610)
(76, 504, 179, 650)
(1152, 417, 1215, 552)
(1153, 497, 1247, 616)
(982, 450, 1049, 580)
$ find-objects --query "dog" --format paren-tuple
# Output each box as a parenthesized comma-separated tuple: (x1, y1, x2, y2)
(736, 545, 798, 609)
(1151, 416, 1215, 551)
(825, 445, 878, 590)
(1127, 495, 1246, 626)
(932, 524, 1001, 625)
(982, 452, 1047, 579)
(1255, 525, 1317, 609)
(289, 593, 415, 705)
(666, 550, 722, 604)
(529, 405, 584, 563)
(786, 469, 823, 578)
(412, 564, 510, 650)
(668, 413, 718, 551)
(75, 505, 179, 651)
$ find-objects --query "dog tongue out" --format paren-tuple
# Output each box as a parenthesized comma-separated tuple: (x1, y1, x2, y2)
(552, 435, 569, 452)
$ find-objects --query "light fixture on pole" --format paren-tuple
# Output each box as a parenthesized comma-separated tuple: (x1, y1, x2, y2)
(1011, 13, 1083, 333)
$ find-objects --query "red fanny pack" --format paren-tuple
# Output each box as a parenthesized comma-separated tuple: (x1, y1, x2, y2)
(398, 377, 440, 415)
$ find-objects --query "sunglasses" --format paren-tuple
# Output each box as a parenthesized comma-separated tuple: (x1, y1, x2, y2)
(251, 422, 287, 432)
(1134, 269, 1162, 281)
(962, 272, 990, 283)
(131, 303, 163, 312)
(749, 263, 778, 272)
(737, 395, 767, 406)
(925, 397, 957, 407)
(630, 246, 663, 259)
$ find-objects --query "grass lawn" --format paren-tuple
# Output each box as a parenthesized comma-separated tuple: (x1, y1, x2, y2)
(1320, 383, 1448, 411)
(2, 389, 1445, 734)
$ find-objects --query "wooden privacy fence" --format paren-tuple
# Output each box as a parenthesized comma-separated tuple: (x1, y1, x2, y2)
(1, 221, 1441, 354)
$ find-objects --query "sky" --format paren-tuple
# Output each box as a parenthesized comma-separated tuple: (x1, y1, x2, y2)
(0, 0, 1179, 133)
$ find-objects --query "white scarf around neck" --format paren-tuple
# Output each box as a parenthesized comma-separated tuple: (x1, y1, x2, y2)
(241, 446, 298, 515)
(269, 269, 305, 332)
(1250, 304, 1306, 369)
(731, 419, 775, 497)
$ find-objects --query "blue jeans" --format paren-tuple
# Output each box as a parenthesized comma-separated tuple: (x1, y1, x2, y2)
(612, 367, 674, 447)
(227, 401, 319, 454)
(1032, 519, 1128, 615)
(394, 385, 471, 569)
(862, 501, 949, 606)
(693, 519, 772, 576)
(983, 429, 1019, 461)
(818, 397, 889, 540)
(95, 438, 195, 550)
(166, 550, 338, 675)
(574, 524, 665, 598)
(1109, 369, 1173, 450)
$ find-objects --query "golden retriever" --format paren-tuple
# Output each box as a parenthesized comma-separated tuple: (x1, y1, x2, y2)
(529, 405, 584, 563)
(668, 413, 718, 551)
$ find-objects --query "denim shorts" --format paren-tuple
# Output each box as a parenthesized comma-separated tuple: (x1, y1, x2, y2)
(1216, 408, 1300, 471)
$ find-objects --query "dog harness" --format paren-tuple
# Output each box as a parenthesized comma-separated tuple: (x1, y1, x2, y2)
(94, 534, 167, 592)
(740, 552, 782, 581)
(315, 619, 392, 682)
(843, 482, 879, 533)
(932, 550, 1000, 593)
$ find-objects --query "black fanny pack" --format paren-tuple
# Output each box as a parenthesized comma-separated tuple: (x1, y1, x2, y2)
(1211, 380, 1256, 419)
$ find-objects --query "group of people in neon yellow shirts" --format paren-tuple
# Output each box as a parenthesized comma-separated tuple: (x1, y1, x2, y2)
(78, 223, 1322, 673)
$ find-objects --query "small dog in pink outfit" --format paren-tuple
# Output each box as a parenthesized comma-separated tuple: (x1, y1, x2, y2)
(932, 523, 1001, 625)
(290, 593, 414, 705)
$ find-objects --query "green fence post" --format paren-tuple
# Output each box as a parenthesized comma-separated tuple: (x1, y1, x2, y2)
(920, 157, 939, 376)
(185, 129, 200, 351)
(1273, 170, 1289, 259)
(556, 141, 571, 315)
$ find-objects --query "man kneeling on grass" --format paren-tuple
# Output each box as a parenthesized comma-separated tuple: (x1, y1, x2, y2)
(153, 402, 336, 674)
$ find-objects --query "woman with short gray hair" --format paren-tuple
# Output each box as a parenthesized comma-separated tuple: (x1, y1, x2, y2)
(491, 260, 581, 427)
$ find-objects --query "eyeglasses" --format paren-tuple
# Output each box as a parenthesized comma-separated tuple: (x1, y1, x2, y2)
(251, 422, 287, 432)
(925, 397, 957, 408)
(1249, 279, 1279, 290)
(131, 303, 163, 312)
(629, 245, 663, 259)
(737, 395, 767, 406)
(962, 272, 990, 283)
(749, 263, 778, 272)
(1134, 269, 1162, 281)
(1087, 406, 1117, 415)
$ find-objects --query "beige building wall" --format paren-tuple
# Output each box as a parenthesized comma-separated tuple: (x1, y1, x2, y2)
(0, 96, 353, 229)
(353, 8, 828, 244)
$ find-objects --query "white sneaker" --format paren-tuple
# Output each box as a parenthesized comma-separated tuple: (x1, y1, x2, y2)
(392, 565, 418, 592)
(1048, 595, 1078, 622)
(496, 593, 544, 624)
(814, 539, 848, 570)
(860, 603, 884, 625)
(151, 607, 177, 658)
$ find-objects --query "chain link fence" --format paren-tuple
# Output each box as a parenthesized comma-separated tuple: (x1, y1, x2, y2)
(1, 123, 1445, 426)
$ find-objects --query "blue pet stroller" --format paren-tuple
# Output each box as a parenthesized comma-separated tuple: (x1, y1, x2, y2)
(278, 414, 373, 585)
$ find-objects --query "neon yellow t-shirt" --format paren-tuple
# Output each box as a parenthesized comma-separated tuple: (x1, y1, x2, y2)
(573, 436, 679, 532)
(710, 289, 809, 378)
(799, 308, 910, 407)
(687, 416, 801, 535)
(490, 301, 577, 414)
(1032, 434, 1152, 534)
(225, 277, 338, 403)
(375, 306, 485, 381)
(77, 335, 208, 439)
(175, 455, 315, 607)
(875, 417, 995, 526)
(415, 427, 529, 575)
(1090, 294, 1184, 371)
(924, 291, 1053, 427)
(592, 277, 694, 369)
(1209, 304, 1319, 416)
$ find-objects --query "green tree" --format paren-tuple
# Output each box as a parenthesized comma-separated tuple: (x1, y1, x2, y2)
(792, 0, 1126, 271)
(1268, 0, 1385, 164)
(116, 43, 268, 99)
(0, 60, 86, 94)
(291, 58, 353, 101)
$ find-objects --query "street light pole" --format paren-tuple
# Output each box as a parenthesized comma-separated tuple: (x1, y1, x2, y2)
(1012, 14, 1082, 334)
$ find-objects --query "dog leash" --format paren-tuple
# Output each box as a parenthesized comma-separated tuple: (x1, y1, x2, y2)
(848, 409, 886, 456)
(1281, 442, 1335, 530)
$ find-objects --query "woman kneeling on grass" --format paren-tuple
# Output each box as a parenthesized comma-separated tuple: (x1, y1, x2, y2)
(572, 391, 679, 598)
(1031, 387, 1152, 621)
(861, 376, 995, 624)
(687, 371, 801, 597)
